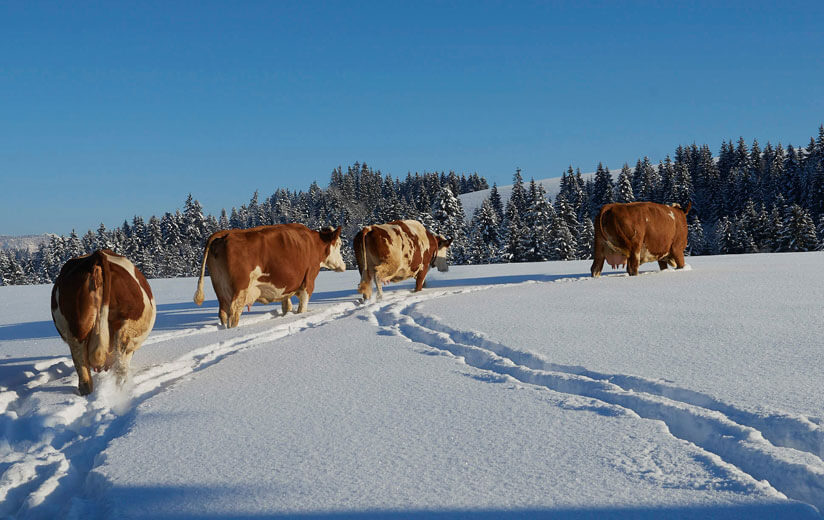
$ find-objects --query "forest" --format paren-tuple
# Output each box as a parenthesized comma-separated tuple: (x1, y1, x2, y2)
(2, 126, 823, 286)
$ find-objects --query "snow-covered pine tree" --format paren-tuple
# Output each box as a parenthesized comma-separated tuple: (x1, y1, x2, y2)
(590, 162, 614, 216)
(503, 205, 526, 262)
(65, 230, 84, 260)
(466, 199, 501, 264)
(687, 216, 705, 256)
(576, 216, 594, 260)
(817, 214, 824, 250)
(218, 209, 230, 230)
(488, 183, 504, 224)
(783, 144, 803, 205)
(430, 185, 467, 263)
(779, 204, 819, 252)
(614, 164, 635, 203)
(549, 212, 576, 261)
(518, 180, 555, 262)
(670, 163, 694, 206)
(507, 169, 528, 220)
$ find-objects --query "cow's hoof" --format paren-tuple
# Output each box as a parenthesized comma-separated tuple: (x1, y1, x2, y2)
(78, 381, 93, 396)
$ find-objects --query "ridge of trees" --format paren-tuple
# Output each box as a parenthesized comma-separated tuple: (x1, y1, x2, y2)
(3, 125, 824, 286)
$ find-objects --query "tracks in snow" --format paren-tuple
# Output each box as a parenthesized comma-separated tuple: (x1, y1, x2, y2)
(369, 296, 824, 514)
(0, 299, 368, 520)
(3, 270, 823, 517)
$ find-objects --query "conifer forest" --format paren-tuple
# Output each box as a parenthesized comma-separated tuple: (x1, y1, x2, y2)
(2, 126, 824, 286)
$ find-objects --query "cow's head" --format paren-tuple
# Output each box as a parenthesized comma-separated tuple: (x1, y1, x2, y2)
(319, 226, 346, 272)
(431, 235, 452, 272)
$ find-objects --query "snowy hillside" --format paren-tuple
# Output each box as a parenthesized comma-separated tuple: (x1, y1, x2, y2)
(1, 253, 823, 518)
(0, 235, 48, 253)
(459, 175, 568, 219)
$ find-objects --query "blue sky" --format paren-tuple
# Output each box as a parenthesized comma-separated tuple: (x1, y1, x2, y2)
(2, 1, 823, 236)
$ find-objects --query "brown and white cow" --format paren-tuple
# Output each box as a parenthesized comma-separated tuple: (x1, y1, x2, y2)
(51, 250, 156, 396)
(354, 220, 452, 301)
(193, 224, 345, 328)
(591, 201, 691, 277)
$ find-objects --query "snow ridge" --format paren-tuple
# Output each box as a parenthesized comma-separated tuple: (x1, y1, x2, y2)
(369, 298, 824, 514)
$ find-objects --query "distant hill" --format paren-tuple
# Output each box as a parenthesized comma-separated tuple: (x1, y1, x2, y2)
(0, 234, 49, 252)
(458, 170, 600, 219)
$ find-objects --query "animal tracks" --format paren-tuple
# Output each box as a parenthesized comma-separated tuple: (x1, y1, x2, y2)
(0, 299, 365, 520)
(369, 298, 824, 514)
(2, 270, 822, 517)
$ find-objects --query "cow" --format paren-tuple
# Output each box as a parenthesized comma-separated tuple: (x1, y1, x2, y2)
(193, 224, 346, 328)
(354, 220, 452, 301)
(591, 201, 691, 277)
(51, 250, 156, 396)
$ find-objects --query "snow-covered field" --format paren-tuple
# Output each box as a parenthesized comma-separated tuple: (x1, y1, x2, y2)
(1, 252, 823, 519)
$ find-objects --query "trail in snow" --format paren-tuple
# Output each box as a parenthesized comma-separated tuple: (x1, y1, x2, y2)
(0, 298, 370, 519)
(367, 296, 824, 514)
(3, 267, 822, 517)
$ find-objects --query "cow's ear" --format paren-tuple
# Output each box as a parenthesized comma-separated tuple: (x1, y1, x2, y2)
(439, 236, 453, 248)
(333, 226, 342, 241)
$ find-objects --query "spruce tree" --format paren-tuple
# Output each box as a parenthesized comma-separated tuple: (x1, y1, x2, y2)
(488, 183, 504, 223)
(687, 216, 706, 256)
(591, 162, 614, 215)
(519, 181, 555, 262)
(430, 185, 467, 262)
(780, 204, 819, 252)
(576, 217, 595, 259)
(549, 212, 577, 261)
(614, 164, 635, 203)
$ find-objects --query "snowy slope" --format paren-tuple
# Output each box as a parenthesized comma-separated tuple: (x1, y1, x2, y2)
(1, 254, 823, 519)
(459, 172, 595, 219)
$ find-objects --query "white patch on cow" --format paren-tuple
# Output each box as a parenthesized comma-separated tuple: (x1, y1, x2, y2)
(101, 252, 156, 367)
(668, 211, 675, 220)
(51, 287, 74, 343)
(244, 266, 288, 307)
(321, 238, 346, 272)
(103, 253, 141, 285)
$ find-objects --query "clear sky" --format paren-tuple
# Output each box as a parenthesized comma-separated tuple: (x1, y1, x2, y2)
(2, 1, 823, 236)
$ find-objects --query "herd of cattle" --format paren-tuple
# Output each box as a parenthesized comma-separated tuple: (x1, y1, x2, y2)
(50, 201, 690, 395)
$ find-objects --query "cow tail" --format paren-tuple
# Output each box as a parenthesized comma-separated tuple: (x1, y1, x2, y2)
(194, 233, 218, 306)
(89, 251, 112, 367)
(354, 226, 371, 276)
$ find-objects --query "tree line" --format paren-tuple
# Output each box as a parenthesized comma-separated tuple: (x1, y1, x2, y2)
(2, 126, 823, 286)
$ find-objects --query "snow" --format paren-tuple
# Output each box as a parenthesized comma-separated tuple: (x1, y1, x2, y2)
(459, 173, 591, 219)
(1, 253, 823, 519)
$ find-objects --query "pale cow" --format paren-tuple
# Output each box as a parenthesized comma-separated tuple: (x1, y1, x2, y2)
(354, 220, 452, 300)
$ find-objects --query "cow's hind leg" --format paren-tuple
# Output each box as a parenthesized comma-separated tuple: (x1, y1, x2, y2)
(69, 340, 93, 395)
(414, 270, 428, 292)
(627, 248, 641, 276)
(115, 348, 135, 387)
(658, 259, 669, 271)
(671, 250, 686, 269)
(228, 296, 245, 328)
(590, 241, 605, 278)
(297, 288, 310, 313)
(281, 297, 293, 316)
(357, 269, 373, 301)
(374, 273, 384, 301)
